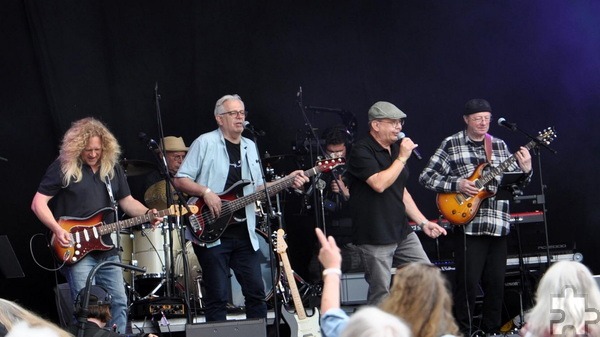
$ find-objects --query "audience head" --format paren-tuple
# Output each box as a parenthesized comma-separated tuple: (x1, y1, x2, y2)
(340, 306, 411, 337)
(0, 298, 71, 337)
(74, 285, 113, 325)
(525, 261, 600, 337)
(380, 263, 460, 337)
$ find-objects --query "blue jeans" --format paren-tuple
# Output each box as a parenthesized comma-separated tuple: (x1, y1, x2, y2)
(63, 254, 128, 333)
(357, 232, 430, 305)
(193, 237, 267, 321)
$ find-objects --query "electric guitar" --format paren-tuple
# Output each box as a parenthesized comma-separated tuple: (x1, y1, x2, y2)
(187, 158, 345, 243)
(276, 229, 321, 337)
(52, 204, 198, 265)
(437, 127, 556, 225)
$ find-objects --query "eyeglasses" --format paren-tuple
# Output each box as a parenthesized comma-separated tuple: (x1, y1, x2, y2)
(219, 110, 247, 117)
(167, 154, 185, 161)
(377, 119, 405, 127)
(469, 115, 492, 123)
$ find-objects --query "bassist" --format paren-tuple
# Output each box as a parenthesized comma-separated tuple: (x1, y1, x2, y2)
(173, 94, 308, 322)
(419, 99, 532, 336)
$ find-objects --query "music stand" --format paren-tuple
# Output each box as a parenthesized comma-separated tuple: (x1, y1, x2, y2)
(496, 172, 525, 201)
(0, 235, 25, 278)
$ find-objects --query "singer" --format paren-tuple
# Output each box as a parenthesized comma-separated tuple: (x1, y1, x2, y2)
(418, 98, 533, 336)
(30, 117, 162, 334)
(173, 94, 308, 322)
(345, 101, 447, 305)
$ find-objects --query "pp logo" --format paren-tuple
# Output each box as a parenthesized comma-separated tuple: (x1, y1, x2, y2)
(550, 285, 600, 335)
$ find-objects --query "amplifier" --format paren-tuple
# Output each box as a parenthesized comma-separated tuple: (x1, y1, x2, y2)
(130, 297, 186, 319)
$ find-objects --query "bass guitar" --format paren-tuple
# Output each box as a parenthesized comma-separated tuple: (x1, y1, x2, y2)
(52, 204, 197, 265)
(276, 229, 321, 337)
(437, 127, 556, 225)
(187, 158, 345, 243)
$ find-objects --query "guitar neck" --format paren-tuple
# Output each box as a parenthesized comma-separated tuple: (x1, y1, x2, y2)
(225, 165, 323, 215)
(479, 138, 537, 186)
(97, 209, 172, 235)
(279, 251, 307, 320)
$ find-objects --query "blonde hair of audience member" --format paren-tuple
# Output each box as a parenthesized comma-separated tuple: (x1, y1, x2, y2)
(523, 261, 600, 337)
(340, 306, 411, 337)
(380, 263, 460, 337)
(0, 298, 72, 337)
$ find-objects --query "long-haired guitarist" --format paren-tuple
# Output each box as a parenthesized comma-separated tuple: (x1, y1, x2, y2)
(31, 117, 162, 334)
(418, 99, 532, 336)
(173, 94, 309, 322)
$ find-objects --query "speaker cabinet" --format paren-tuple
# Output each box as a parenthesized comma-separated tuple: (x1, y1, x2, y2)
(186, 318, 266, 337)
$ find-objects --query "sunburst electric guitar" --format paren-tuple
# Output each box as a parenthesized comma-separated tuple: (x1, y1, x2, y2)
(276, 229, 321, 337)
(52, 204, 198, 265)
(437, 127, 556, 225)
(186, 158, 345, 243)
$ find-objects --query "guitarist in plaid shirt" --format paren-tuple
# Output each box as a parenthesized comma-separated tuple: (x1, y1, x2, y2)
(419, 99, 532, 336)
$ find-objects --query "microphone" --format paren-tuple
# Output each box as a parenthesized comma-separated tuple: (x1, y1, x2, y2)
(497, 117, 517, 131)
(243, 121, 266, 136)
(397, 132, 422, 160)
(138, 132, 159, 150)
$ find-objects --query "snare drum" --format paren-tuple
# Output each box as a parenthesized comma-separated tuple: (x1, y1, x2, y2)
(230, 229, 279, 307)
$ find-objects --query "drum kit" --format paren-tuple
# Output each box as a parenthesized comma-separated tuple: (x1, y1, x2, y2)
(118, 155, 318, 313)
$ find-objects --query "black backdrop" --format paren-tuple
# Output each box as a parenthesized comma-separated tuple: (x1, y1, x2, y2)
(1, 0, 599, 322)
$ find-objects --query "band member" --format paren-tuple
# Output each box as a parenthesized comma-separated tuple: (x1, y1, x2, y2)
(345, 101, 446, 305)
(145, 136, 189, 186)
(419, 99, 532, 335)
(31, 117, 161, 333)
(173, 94, 308, 321)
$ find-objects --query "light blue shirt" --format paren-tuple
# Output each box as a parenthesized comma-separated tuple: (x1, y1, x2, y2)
(176, 128, 265, 250)
(320, 308, 349, 337)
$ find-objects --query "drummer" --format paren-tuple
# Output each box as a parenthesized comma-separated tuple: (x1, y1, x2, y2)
(144, 136, 189, 210)
(147, 136, 189, 183)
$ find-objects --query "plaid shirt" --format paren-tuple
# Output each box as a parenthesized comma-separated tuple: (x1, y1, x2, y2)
(419, 130, 531, 236)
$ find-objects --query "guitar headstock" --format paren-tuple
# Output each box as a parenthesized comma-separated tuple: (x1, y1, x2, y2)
(168, 204, 199, 216)
(275, 228, 288, 254)
(315, 157, 346, 174)
(537, 127, 557, 145)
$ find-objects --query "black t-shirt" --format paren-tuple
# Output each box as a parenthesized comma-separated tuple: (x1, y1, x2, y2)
(37, 159, 132, 256)
(221, 139, 248, 239)
(346, 134, 412, 245)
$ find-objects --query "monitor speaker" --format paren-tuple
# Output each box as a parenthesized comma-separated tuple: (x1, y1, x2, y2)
(186, 318, 266, 337)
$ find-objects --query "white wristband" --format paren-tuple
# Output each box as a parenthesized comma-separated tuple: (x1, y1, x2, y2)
(419, 220, 428, 228)
(322, 268, 342, 277)
(203, 188, 211, 197)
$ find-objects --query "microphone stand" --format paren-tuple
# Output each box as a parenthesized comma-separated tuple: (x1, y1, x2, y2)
(77, 261, 146, 337)
(507, 122, 556, 269)
(245, 127, 282, 337)
(150, 83, 194, 324)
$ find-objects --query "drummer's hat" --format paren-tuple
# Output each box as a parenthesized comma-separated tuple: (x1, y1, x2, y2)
(160, 136, 189, 152)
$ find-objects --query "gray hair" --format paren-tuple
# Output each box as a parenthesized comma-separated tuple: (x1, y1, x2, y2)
(214, 94, 243, 116)
(340, 307, 412, 337)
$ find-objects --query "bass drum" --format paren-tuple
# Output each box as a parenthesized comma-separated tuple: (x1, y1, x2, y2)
(230, 229, 279, 307)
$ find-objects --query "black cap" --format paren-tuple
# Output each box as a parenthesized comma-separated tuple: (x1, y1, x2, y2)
(464, 99, 492, 115)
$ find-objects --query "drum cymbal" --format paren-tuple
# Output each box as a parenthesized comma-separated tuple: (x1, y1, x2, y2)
(120, 160, 156, 176)
(144, 180, 178, 210)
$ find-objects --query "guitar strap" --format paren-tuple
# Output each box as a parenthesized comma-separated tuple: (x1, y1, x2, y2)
(484, 133, 493, 163)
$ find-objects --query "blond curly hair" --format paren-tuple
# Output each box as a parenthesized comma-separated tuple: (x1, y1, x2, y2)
(380, 262, 460, 337)
(59, 117, 121, 187)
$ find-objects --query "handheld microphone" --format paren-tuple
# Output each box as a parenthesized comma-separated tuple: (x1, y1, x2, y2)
(138, 132, 159, 150)
(497, 117, 517, 131)
(243, 121, 266, 136)
(397, 132, 422, 160)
